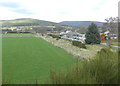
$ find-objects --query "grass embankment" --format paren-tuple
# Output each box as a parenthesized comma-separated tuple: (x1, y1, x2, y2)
(2, 37, 76, 84)
(41, 35, 103, 59)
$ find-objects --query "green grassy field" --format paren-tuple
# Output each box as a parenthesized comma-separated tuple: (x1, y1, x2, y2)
(2, 37, 76, 84)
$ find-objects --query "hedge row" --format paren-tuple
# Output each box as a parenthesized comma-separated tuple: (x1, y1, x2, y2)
(72, 41, 86, 49)
(48, 34, 61, 39)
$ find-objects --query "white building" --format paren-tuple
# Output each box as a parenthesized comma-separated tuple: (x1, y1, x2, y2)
(101, 30, 118, 39)
(104, 30, 109, 36)
(60, 30, 86, 43)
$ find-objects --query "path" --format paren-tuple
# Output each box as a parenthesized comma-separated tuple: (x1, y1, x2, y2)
(101, 43, 120, 48)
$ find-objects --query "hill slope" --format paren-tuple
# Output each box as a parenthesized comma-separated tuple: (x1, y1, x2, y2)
(60, 21, 104, 27)
(0, 18, 59, 27)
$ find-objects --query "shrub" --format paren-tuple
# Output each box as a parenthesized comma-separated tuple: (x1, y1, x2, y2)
(49, 48, 118, 84)
(56, 38, 59, 40)
(72, 41, 86, 49)
(48, 34, 53, 36)
(101, 33, 106, 37)
(48, 34, 61, 39)
(88, 48, 118, 84)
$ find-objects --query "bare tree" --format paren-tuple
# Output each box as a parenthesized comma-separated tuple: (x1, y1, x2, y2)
(103, 17, 119, 47)
(105, 17, 118, 33)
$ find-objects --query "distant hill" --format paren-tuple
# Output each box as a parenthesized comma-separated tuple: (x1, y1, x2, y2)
(0, 18, 60, 27)
(0, 18, 104, 28)
(60, 21, 104, 27)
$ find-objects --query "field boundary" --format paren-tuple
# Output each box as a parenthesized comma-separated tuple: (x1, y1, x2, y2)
(40, 35, 103, 59)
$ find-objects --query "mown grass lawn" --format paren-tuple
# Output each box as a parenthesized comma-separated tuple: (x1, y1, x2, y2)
(2, 37, 76, 84)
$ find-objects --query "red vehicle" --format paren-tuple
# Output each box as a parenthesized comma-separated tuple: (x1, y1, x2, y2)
(101, 36, 105, 40)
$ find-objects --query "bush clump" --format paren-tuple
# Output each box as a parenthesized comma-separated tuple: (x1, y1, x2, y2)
(48, 34, 61, 39)
(49, 48, 118, 84)
(101, 33, 106, 37)
(72, 41, 86, 49)
(56, 38, 59, 40)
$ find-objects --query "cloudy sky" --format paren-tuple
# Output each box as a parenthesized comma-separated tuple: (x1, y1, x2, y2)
(0, 0, 119, 22)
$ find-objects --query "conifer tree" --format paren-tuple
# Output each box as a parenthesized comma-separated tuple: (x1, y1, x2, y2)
(85, 23, 101, 44)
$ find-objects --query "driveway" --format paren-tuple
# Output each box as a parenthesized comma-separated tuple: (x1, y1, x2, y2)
(101, 43, 120, 48)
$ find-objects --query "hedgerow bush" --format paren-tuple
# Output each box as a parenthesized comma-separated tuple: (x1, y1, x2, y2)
(101, 33, 106, 37)
(72, 41, 86, 49)
(56, 38, 59, 40)
(48, 34, 61, 39)
(49, 48, 118, 84)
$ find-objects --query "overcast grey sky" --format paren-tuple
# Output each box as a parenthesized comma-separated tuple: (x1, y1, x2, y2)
(0, 0, 119, 22)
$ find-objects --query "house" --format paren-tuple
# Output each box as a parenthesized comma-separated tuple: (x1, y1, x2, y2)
(60, 32, 66, 36)
(78, 34, 86, 41)
(60, 30, 86, 43)
(104, 30, 109, 36)
(101, 30, 118, 40)
(66, 32, 79, 38)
